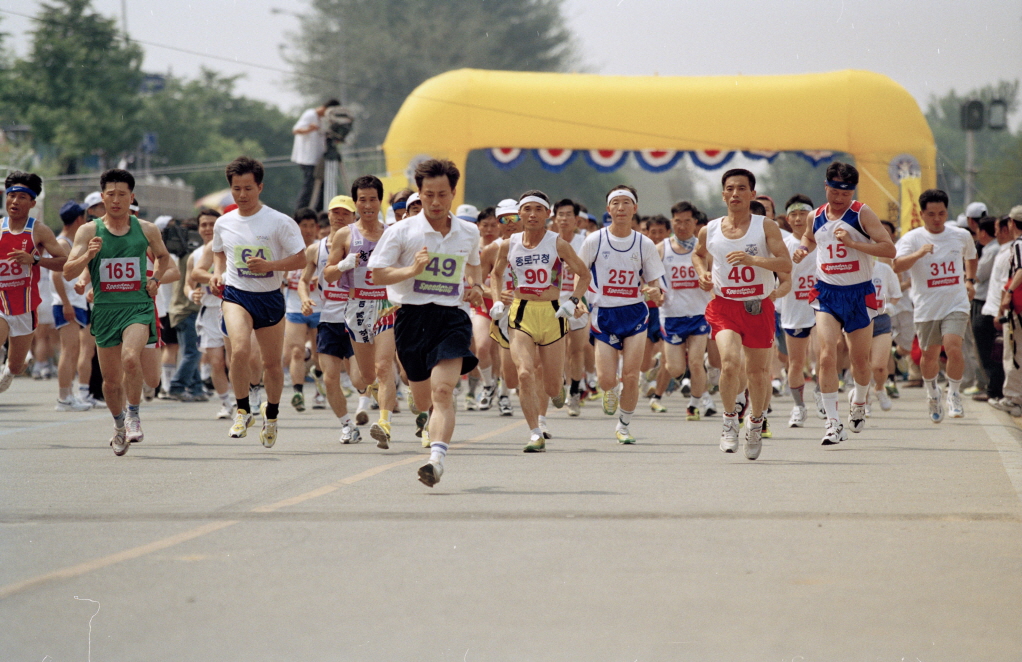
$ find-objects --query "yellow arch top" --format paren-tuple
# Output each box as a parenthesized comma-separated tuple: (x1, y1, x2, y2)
(382, 68, 935, 217)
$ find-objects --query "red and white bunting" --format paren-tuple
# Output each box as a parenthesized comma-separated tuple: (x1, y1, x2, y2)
(688, 150, 736, 170)
(535, 149, 575, 167)
(583, 149, 629, 172)
(490, 148, 523, 165)
(634, 150, 683, 172)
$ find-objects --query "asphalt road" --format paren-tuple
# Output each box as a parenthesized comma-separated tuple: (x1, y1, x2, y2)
(2, 376, 1021, 661)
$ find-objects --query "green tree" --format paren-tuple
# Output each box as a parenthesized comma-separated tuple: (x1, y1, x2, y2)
(6, 0, 144, 173)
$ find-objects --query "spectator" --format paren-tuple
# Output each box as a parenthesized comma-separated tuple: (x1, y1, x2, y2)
(291, 99, 340, 211)
(972, 216, 1002, 401)
(993, 206, 1022, 415)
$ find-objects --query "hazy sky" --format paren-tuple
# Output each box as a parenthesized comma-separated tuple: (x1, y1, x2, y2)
(3, 0, 1020, 122)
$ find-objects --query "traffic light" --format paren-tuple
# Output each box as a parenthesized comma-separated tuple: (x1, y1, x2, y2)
(961, 100, 985, 131)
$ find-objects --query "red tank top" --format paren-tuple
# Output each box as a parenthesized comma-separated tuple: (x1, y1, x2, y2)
(0, 216, 40, 316)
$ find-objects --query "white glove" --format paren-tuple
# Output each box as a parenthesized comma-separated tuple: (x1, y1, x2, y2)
(489, 301, 507, 320)
(337, 252, 358, 272)
(554, 299, 576, 319)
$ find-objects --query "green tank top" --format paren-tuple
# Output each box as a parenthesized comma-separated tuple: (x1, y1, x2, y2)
(89, 215, 152, 307)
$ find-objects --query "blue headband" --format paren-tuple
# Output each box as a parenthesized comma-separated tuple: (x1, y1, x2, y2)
(5, 185, 38, 200)
(392, 200, 407, 211)
(826, 179, 855, 191)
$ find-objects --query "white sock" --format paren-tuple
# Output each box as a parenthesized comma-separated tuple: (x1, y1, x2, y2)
(948, 378, 962, 395)
(480, 366, 493, 387)
(498, 379, 510, 397)
(925, 378, 940, 398)
(220, 391, 231, 405)
(357, 395, 371, 411)
(429, 441, 449, 464)
(530, 427, 543, 438)
(161, 364, 175, 392)
(617, 409, 633, 429)
(688, 395, 700, 408)
(852, 381, 870, 405)
(822, 391, 839, 423)
(78, 384, 90, 398)
(339, 414, 353, 427)
(59, 387, 72, 400)
(538, 415, 547, 428)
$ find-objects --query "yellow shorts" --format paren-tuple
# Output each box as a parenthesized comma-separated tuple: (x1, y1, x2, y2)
(489, 315, 510, 350)
(508, 299, 567, 346)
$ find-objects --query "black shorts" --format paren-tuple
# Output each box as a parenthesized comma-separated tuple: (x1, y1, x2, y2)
(316, 321, 354, 359)
(159, 314, 178, 345)
(395, 303, 478, 383)
(221, 286, 286, 331)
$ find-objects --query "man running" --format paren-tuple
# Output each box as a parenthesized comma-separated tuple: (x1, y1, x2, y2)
(283, 207, 321, 412)
(208, 157, 307, 447)
(893, 188, 976, 422)
(490, 190, 590, 451)
(51, 201, 96, 411)
(793, 162, 896, 444)
(323, 176, 399, 448)
(551, 198, 591, 417)
(468, 206, 501, 411)
(693, 169, 791, 460)
(367, 159, 484, 487)
(62, 169, 174, 455)
(578, 185, 665, 444)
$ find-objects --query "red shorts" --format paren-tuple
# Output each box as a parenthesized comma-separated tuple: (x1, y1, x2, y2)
(471, 298, 494, 320)
(705, 296, 775, 349)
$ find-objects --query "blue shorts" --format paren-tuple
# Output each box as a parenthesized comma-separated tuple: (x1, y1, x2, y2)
(286, 311, 321, 328)
(316, 321, 354, 359)
(646, 306, 665, 342)
(663, 315, 710, 345)
(809, 280, 879, 334)
(221, 286, 286, 332)
(872, 313, 892, 337)
(784, 326, 813, 339)
(52, 304, 89, 330)
(590, 302, 649, 350)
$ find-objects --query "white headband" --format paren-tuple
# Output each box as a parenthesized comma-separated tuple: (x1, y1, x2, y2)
(518, 195, 551, 210)
(607, 189, 637, 205)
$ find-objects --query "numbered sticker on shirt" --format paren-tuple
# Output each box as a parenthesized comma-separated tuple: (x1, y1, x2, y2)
(413, 253, 465, 296)
(99, 257, 141, 292)
(0, 260, 29, 289)
(234, 245, 273, 279)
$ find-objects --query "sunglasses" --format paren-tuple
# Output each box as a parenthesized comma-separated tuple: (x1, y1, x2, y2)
(498, 214, 521, 225)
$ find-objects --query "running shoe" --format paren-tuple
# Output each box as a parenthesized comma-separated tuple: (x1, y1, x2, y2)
(720, 416, 739, 452)
(602, 388, 619, 416)
(312, 392, 326, 409)
(143, 384, 155, 401)
(847, 400, 867, 433)
(745, 418, 763, 460)
(524, 433, 545, 453)
(465, 393, 478, 411)
(291, 391, 305, 412)
(478, 384, 495, 411)
(370, 420, 391, 449)
(947, 391, 965, 418)
(125, 416, 144, 444)
(735, 390, 748, 426)
(567, 393, 581, 417)
(813, 389, 826, 420)
(928, 386, 944, 424)
(686, 405, 700, 421)
(680, 377, 691, 397)
(539, 419, 552, 439)
(650, 397, 667, 413)
(216, 402, 234, 420)
(885, 379, 900, 399)
(355, 399, 370, 426)
(110, 427, 129, 456)
(760, 417, 772, 439)
(962, 385, 982, 396)
(55, 397, 91, 412)
(315, 373, 326, 397)
(615, 426, 636, 445)
(260, 418, 278, 448)
(821, 420, 847, 445)
(229, 409, 254, 438)
(407, 389, 419, 415)
(788, 405, 807, 428)
(552, 384, 567, 409)
(771, 379, 782, 396)
(876, 389, 893, 412)
(0, 364, 12, 393)
(701, 392, 716, 417)
(418, 460, 443, 487)
(498, 395, 513, 416)
(249, 385, 263, 410)
(365, 381, 379, 405)
(643, 380, 656, 399)
(416, 410, 431, 447)
(990, 397, 1022, 417)
(340, 423, 361, 444)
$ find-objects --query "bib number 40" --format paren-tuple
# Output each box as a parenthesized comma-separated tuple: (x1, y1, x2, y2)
(727, 266, 755, 283)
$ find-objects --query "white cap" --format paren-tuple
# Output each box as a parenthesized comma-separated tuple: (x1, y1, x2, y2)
(496, 198, 518, 217)
(406, 192, 420, 207)
(83, 191, 103, 208)
(966, 201, 988, 218)
(456, 204, 479, 219)
(955, 213, 969, 228)
(153, 215, 173, 230)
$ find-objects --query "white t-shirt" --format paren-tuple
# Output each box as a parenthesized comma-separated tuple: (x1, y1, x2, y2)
(871, 261, 902, 315)
(780, 233, 817, 330)
(705, 215, 775, 301)
(51, 234, 88, 309)
(191, 244, 221, 309)
(983, 243, 1013, 317)
(366, 212, 481, 311)
(212, 205, 306, 293)
(895, 225, 977, 322)
(579, 228, 664, 308)
(291, 108, 325, 166)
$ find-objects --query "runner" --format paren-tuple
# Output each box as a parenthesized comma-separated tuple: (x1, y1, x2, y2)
(793, 162, 896, 444)
(283, 207, 321, 413)
(300, 195, 358, 442)
(777, 195, 819, 428)
(692, 168, 791, 460)
(468, 206, 501, 411)
(893, 188, 976, 422)
(51, 201, 96, 411)
(551, 198, 590, 417)
(366, 158, 484, 487)
(187, 208, 234, 419)
(485, 199, 524, 418)
(869, 256, 902, 413)
(1, 172, 68, 395)
(640, 216, 670, 408)
(323, 176, 399, 449)
(490, 190, 590, 451)
(579, 185, 665, 445)
(208, 157, 308, 447)
(654, 201, 714, 420)
(62, 168, 174, 455)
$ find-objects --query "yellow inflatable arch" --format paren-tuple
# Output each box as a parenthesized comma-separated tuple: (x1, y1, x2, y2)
(381, 68, 935, 219)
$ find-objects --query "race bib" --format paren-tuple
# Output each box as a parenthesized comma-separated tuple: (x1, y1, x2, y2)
(0, 260, 29, 289)
(99, 257, 141, 292)
(413, 253, 465, 297)
(234, 245, 273, 279)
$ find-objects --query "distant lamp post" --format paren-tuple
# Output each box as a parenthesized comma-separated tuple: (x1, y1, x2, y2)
(960, 99, 1009, 207)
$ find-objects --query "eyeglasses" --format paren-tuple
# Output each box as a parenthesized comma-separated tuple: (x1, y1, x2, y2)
(498, 214, 521, 225)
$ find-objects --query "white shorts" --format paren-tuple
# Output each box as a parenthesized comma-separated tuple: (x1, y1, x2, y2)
(568, 310, 590, 332)
(196, 305, 225, 349)
(0, 311, 36, 338)
(344, 298, 396, 344)
(36, 305, 54, 326)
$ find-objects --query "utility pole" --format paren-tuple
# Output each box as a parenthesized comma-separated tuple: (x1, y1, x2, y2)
(121, 0, 128, 38)
(960, 98, 1008, 208)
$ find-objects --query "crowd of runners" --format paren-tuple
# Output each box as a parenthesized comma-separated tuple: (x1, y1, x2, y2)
(3, 158, 1022, 487)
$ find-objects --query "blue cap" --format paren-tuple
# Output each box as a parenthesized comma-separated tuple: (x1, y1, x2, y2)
(59, 200, 85, 225)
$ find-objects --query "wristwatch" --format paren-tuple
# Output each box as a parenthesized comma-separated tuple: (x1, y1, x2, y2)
(32, 254, 40, 265)
(569, 296, 580, 305)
